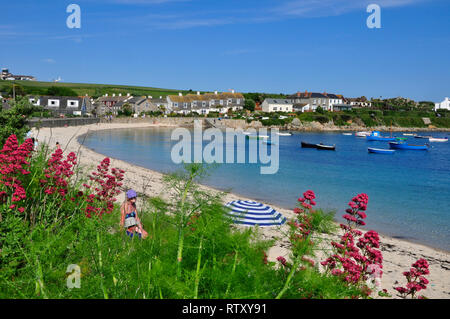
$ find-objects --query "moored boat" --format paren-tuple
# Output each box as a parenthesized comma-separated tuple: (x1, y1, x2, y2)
(428, 137, 448, 142)
(262, 140, 276, 145)
(301, 141, 317, 148)
(368, 147, 395, 154)
(396, 137, 408, 141)
(246, 135, 268, 140)
(277, 132, 293, 136)
(315, 143, 336, 151)
(403, 133, 417, 136)
(414, 135, 432, 139)
(366, 131, 397, 142)
(355, 131, 371, 137)
(342, 133, 353, 136)
(389, 142, 429, 150)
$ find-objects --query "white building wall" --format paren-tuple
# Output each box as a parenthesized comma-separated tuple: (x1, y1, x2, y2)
(435, 97, 450, 111)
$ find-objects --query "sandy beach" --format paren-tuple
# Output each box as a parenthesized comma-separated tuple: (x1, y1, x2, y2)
(32, 122, 450, 299)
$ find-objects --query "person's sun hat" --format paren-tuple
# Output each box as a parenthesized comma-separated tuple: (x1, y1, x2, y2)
(126, 189, 137, 199)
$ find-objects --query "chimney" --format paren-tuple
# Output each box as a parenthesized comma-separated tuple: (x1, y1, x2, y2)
(119, 93, 122, 97)
(214, 91, 218, 95)
(159, 96, 162, 99)
(178, 92, 182, 96)
(197, 91, 200, 95)
(105, 93, 108, 97)
(112, 93, 116, 97)
(127, 93, 130, 97)
(231, 89, 235, 93)
(148, 96, 152, 99)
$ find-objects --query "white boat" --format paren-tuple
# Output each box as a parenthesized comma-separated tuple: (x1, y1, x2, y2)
(242, 132, 252, 135)
(277, 132, 293, 136)
(428, 137, 448, 142)
(342, 133, 353, 136)
(403, 133, 417, 136)
(355, 131, 371, 137)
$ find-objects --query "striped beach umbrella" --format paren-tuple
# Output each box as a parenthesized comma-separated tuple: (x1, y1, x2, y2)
(224, 200, 287, 226)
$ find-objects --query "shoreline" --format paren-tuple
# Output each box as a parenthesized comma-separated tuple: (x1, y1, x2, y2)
(32, 122, 450, 299)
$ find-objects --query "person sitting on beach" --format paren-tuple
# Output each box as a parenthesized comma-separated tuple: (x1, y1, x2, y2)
(120, 189, 148, 239)
(31, 137, 38, 150)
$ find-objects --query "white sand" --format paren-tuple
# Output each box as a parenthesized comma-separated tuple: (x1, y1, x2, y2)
(32, 122, 450, 299)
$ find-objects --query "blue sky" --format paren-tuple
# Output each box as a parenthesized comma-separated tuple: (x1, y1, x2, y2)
(1, 0, 449, 101)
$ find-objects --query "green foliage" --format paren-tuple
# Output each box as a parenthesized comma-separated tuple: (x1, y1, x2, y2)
(0, 154, 363, 299)
(0, 96, 36, 144)
(118, 103, 133, 117)
(244, 99, 256, 112)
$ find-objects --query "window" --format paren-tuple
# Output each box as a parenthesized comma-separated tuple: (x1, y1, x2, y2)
(274, 107, 278, 111)
(202, 101, 206, 107)
(220, 100, 224, 105)
(48, 99, 60, 107)
(183, 103, 187, 109)
(236, 99, 240, 104)
(174, 103, 178, 107)
(68, 100, 79, 108)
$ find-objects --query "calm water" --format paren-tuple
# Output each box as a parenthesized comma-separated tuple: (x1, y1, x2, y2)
(82, 127, 450, 251)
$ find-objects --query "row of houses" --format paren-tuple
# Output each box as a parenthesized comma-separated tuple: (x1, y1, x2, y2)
(261, 91, 371, 113)
(1, 88, 377, 117)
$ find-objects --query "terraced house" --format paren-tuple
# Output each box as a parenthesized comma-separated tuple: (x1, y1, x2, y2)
(28, 95, 92, 116)
(167, 91, 244, 115)
(288, 91, 344, 111)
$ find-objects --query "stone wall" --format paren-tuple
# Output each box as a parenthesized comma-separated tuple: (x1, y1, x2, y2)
(27, 117, 100, 128)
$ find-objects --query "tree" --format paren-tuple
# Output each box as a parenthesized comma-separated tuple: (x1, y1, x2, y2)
(7, 84, 25, 97)
(244, 99, 256, 112)
(0, 96, 36, 145)
(119, 103, 133, 117)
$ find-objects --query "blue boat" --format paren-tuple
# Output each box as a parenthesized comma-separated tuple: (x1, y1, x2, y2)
(388, 142, 429, 150)
(366, 131, 397, 142)
(368, 147, 395, 154)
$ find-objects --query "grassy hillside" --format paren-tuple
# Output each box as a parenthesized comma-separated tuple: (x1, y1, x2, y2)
(0, 80, 194, 98)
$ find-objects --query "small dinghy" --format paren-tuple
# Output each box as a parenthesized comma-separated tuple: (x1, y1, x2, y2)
(301, 141, 317, 148)
(414, 135, 432, 139)
(277, 132, 293, 136)
(368, 147, 395, 154)
(246, 135, 268, 140)
(342, 133, 353, 136)
(356, 131, 371, 137)
(389, 142, 429, 150)
(428, 137, 448, 142)
(315, 143, 336, 151)
(403, 133, 417, 136)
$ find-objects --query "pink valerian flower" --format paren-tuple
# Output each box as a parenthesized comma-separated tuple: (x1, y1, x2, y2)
(277, 256, 287, 267)
(321, 193, 384, 293)
(0, 135, 34, 213)
(42, 148, 78, 201)
(83, 157, 124, 217)
(395, 258, 430, 299)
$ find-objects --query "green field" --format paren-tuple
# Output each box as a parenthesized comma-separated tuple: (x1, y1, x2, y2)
(0, 80, 195, 98)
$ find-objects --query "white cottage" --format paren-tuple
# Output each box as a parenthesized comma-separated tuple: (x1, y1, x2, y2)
(435, 97, 450, 111)
(261, 98, 293, 113)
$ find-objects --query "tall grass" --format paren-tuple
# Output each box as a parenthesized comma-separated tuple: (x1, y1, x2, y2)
(0, 143, 364, 299)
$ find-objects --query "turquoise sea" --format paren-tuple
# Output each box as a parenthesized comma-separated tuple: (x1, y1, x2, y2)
(81, 127, 450, 251)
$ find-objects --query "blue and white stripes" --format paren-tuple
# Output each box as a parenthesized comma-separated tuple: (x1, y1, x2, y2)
(224, 200, 287, 227)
